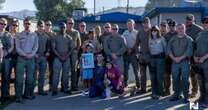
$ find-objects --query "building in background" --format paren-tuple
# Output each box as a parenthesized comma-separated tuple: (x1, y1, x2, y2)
(96, 7, 145, 16)
(144, 7, 205, 26)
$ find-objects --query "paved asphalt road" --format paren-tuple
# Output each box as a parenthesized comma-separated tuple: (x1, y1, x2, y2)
(3, 90, 204, 110)
(3, 66, 208, 110)
(4, 93, 193, 110)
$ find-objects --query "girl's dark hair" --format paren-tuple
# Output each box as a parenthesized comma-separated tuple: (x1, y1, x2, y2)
(88, 29, 95, 39)
(150, 25, 161, 39)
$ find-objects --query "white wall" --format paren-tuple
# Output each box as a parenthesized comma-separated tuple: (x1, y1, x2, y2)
(150, 12, 202, 26)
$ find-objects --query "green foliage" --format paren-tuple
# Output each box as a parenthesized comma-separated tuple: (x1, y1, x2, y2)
(144, 0, 182, 13)
(34, 0, 85, 22)
(0, 0, 5, 9)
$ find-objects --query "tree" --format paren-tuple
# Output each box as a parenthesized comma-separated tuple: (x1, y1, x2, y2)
(144, 0, 183, 13)
(34, 0, 85, 22)
(0, 0, 5, 9)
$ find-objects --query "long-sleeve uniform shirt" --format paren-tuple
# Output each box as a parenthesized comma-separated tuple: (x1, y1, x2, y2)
(186, 23, 203, 41)
(100, 32, 111, 46)
(67, 29, 81, 51)
(36, 31, 50, 56)
(195, 30, 208, 66)
(135, 29, 151, 63)
(104, 34, 126, 57)
(52, 33, 74, 57)
(16, 31, 38, 57)
(136, 29, 151, 54)
(186, 23, 203, 59)
(45, 32, 56, 54)
(0, 31, 12, 58)
(80, 31, 88, 44)
(122, 29, 138, 49)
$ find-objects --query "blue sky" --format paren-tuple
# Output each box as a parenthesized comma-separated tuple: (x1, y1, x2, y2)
(0, 0, 148, 13)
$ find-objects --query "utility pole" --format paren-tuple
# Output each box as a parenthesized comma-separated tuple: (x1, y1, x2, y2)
(103, 6, 105, 14)
(94, 0, 96, 15)
(126, 0, 129, 13)
(118, 0, 121, 7)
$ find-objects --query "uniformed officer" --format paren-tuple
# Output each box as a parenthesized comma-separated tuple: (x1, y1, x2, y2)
(168, 24, 192, 103)
(100, 23, 112, 60)
(159, 21, 168, 36)
(194, 16, 208, 108)
(79, 21, 88, 44)
(44, 20, 56, 91)
(8, 19, 19, 101)
(15, 18, 38, 103)
(9, 19, 19, 84)
(100, 23, 112, 46)
(185, 14, 203, 98)
(122, 19, 139, 88)
(135, 17, 151, 94)
(104, 24, 126, 75)
(66, 18, 81, 91)
(78, 22, 88, 87)
(52, 22, 73, 96)
(35, 20, 50, 95)
(163, 19, 177, 96)
(0, 18, 12, 103)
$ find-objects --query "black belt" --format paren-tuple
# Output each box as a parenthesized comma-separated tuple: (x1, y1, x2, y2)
(19, 55, 34, 60)
(151, 53, 165, 58)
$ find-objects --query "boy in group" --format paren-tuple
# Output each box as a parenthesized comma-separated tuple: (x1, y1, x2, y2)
(167, 24, 193, 103)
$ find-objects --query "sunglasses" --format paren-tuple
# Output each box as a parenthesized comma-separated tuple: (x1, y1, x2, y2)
(12, 24, 18, 27)
(80, 25, 85, 27)
(46, 24, 52, 26)
(168, 24, 175, 27)
(0, 22, 6, 26)
(105, 26, 110, 29)
(67, 22, 74, 25)
(152, 30, 158, 32)
(97, 55, 103, 57)
(203, 21, 208, 24)
(60, 26, 66, 29)
(160, 24, 167, 27)
(24, 23, 31, 25)
(112, 28, 118, 30)
(39, 25, 44, 27)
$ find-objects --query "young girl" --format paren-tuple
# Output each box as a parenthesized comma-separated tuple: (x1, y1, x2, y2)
(105, 61, 124, 96)
(81, 43, 95, 96)
(89, 53, 106, 98)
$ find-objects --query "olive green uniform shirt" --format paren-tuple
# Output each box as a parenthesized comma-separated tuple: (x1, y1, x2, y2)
(104, 33, 126, 56)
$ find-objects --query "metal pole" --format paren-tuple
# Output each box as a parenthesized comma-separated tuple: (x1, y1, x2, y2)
(103, 6, 104, 14)
(94, 0, 96, 15)
(127, 0, 129, 13)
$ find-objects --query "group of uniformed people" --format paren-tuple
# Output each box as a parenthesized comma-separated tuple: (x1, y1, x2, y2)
(0, 14, 207, 108)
